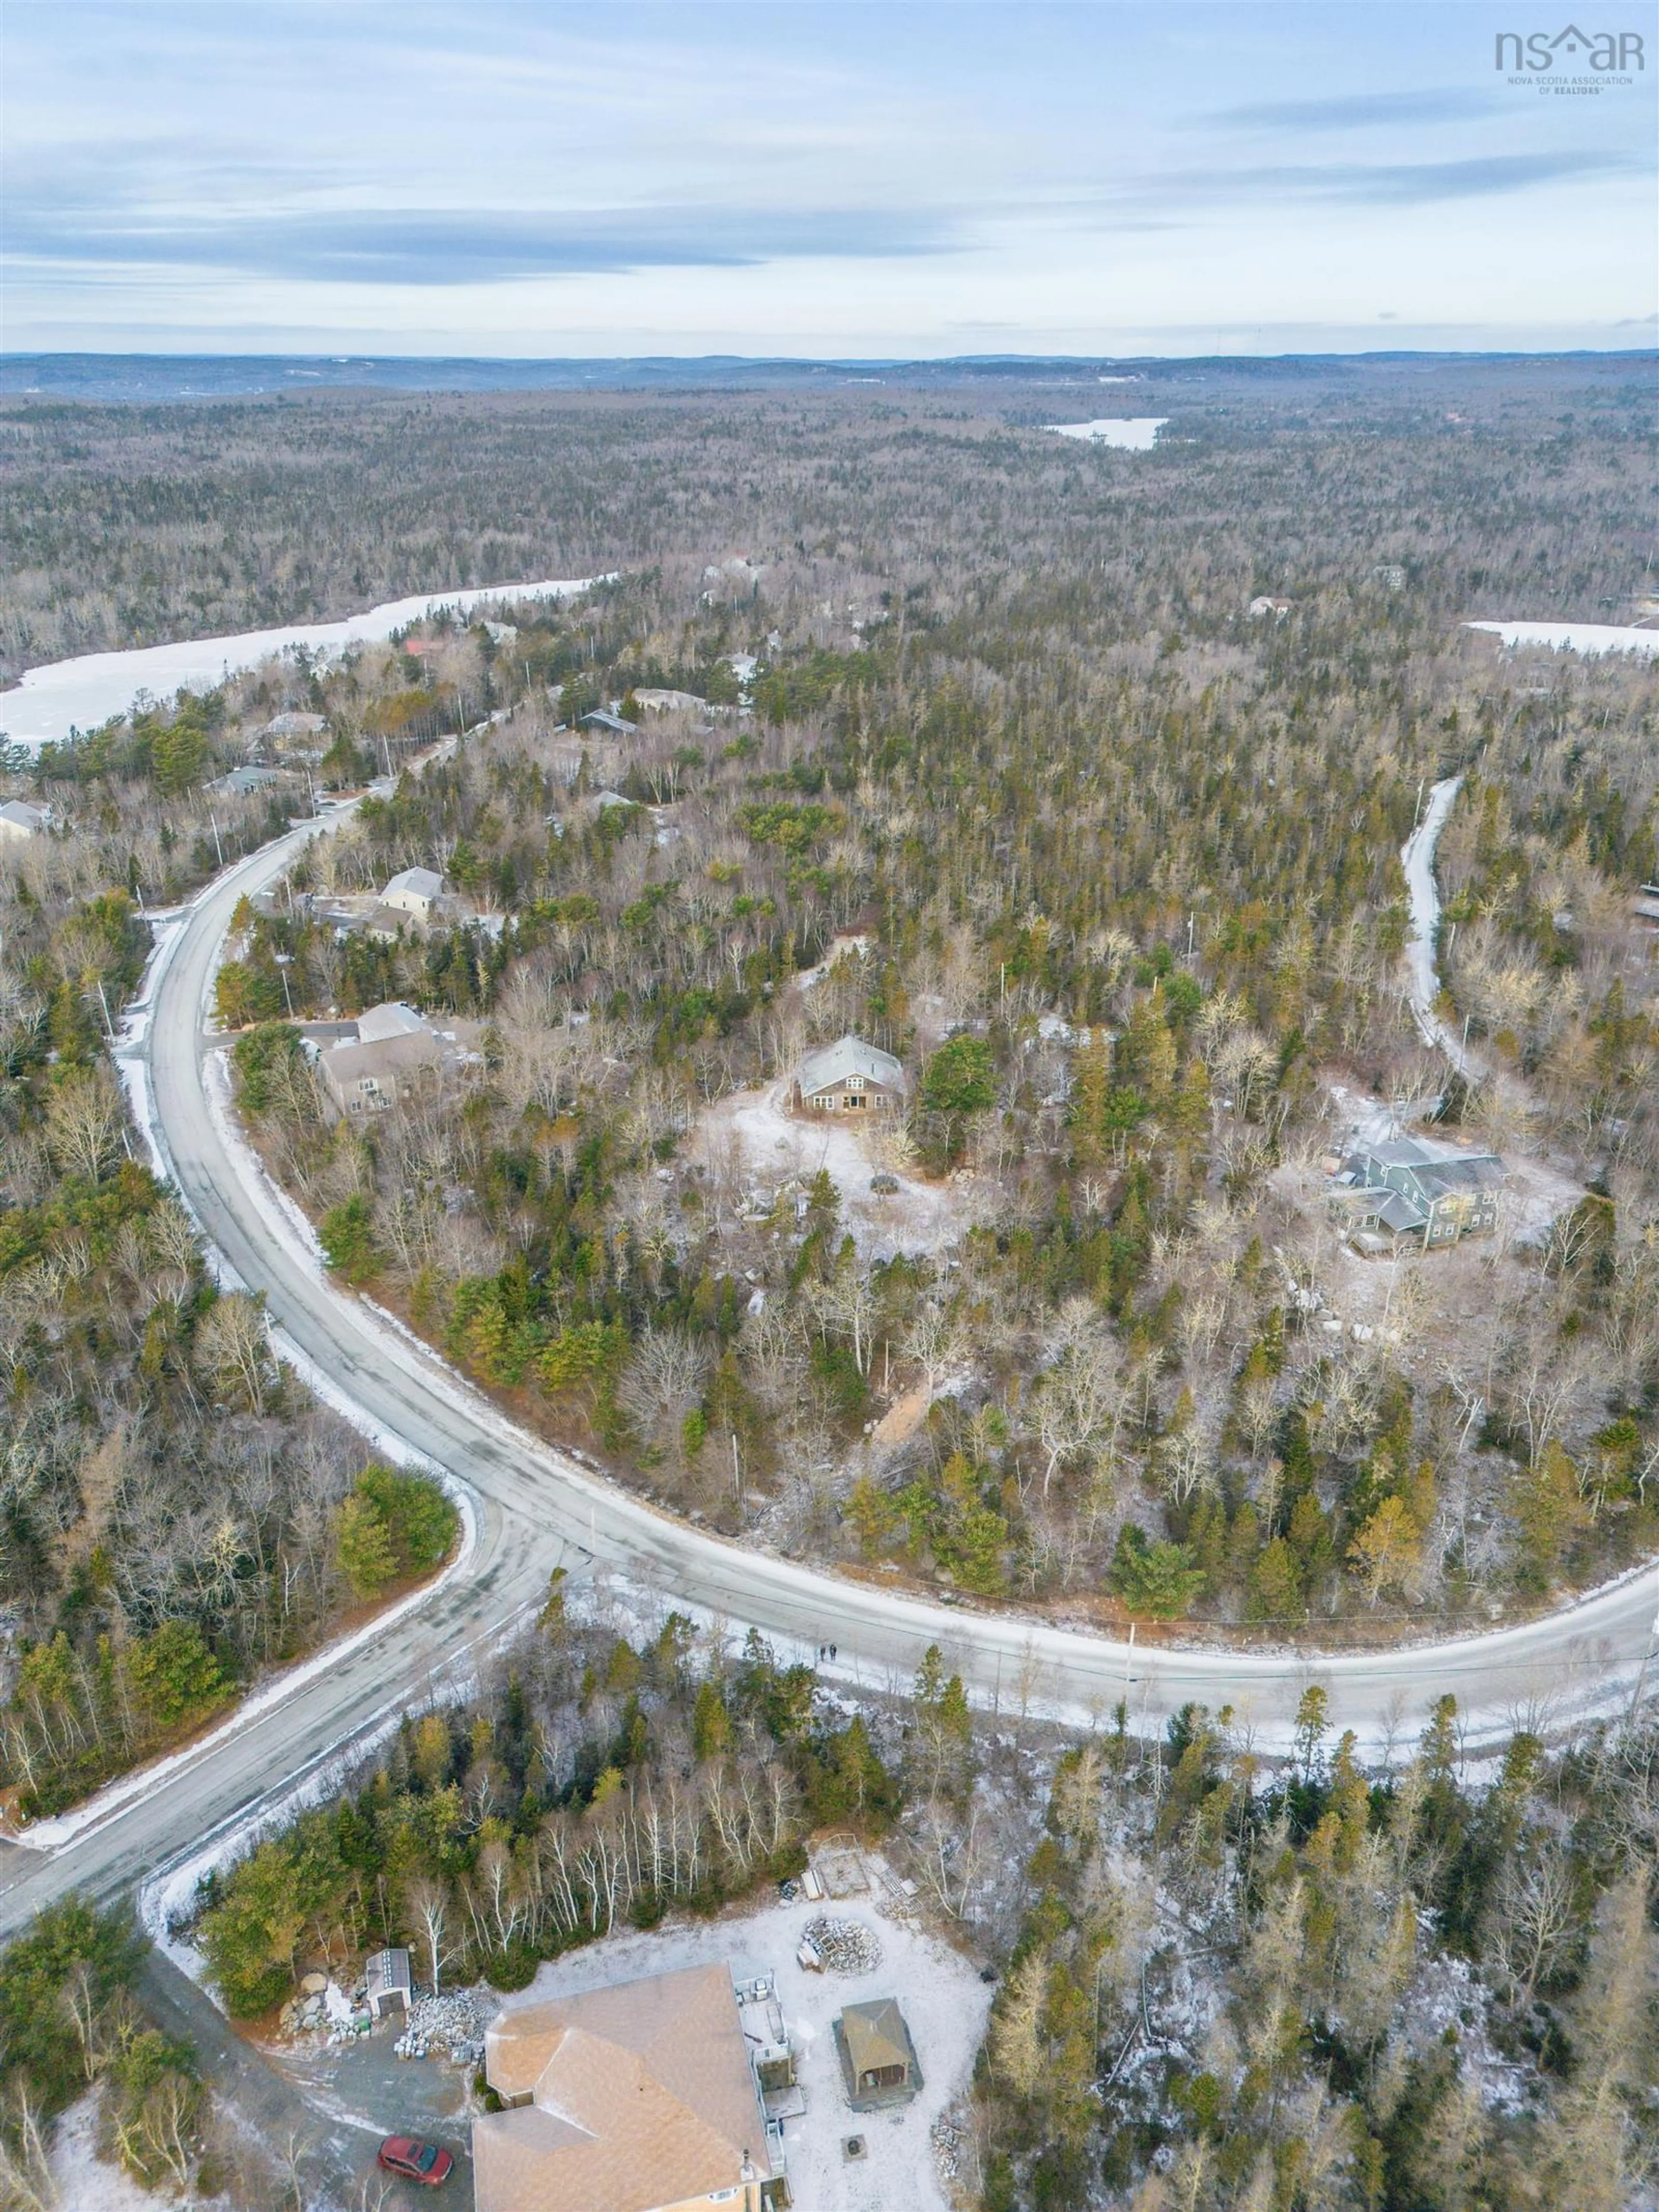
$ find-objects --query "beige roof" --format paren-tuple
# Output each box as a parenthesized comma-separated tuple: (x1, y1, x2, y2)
(841, 1998, 912, 2077)
(476, 1964, 769, 2212)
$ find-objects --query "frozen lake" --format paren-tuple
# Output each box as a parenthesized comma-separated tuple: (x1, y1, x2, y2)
(1045, 418, 1168, 450)
(0, 575, 604, 750)
(1465, 619, 1659, 660)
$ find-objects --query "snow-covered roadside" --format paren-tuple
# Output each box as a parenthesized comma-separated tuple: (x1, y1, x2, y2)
(138, 1714, 413, 1983)
(13, 863, 481, 1861)
(1465, 618, 1659, 660)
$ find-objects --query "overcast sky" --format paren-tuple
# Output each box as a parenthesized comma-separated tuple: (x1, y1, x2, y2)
(6, 1, 1655, 357)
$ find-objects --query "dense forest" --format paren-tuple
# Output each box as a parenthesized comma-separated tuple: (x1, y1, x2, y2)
(184, 382, 1659, 1645)
(0, 357, 1649, 670)
(0, 365, 1655, 2210)
(41, 1592, 1659, 2212)
(0, 729, 454, 1820)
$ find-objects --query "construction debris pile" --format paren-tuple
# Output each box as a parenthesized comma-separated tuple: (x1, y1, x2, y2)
(931, 2110, 967, 2190)
(798, 1916, 883, 1974)
(394, 1987, 487, 2067)
(278, 1973, 370, 2043)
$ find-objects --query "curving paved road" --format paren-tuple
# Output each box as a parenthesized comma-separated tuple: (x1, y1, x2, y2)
(3, 800, 1654, 1939)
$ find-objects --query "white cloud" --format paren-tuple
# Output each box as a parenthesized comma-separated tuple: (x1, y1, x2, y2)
(4, 2, 1654, 353)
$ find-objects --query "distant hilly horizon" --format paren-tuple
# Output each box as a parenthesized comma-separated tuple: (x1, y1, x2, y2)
(2, 348, 1653, 405)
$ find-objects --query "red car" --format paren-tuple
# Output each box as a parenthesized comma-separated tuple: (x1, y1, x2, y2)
(377, 2137, 454, 2187)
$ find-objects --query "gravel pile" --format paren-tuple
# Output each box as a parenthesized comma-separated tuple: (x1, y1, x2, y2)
(394, 1987, 486, 2066)
(801, 1916, 882, 1973)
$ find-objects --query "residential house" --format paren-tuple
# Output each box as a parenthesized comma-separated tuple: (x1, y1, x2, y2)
(0, 799, 49, 841)
(379, 866, 445, 921)
(1248, 595, 1294, 620)
(791, 1036, 906, 1116)
(474, 1964, 775, 2212)
(209, 765, 287, 797)
(317, 1002, 483, 1117)
(631, 688, 707, 716)
(1327, 1136, 1504, 1254)
(581, 707, 640, 738)
(263, 710, 328, 754)
(834, 1998, 921, 2110)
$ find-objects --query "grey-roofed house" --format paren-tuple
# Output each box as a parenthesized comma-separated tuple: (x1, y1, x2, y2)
(581, 707, 640, 738)
(791, 1035, 906, 1116)
(1327, 1136, 1504, 1254)
(318, 1003, 483, 1117)
(209, 765, 286, 797)
(378, 866, 444, 920)
(0, 799, 49, 841)
(356, 1000, 428, 1044)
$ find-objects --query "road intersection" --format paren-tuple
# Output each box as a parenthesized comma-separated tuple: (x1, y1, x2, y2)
(2, 797, 1653, 1940)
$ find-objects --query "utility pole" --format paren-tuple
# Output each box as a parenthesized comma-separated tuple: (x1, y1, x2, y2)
(209, 811, 225, 869)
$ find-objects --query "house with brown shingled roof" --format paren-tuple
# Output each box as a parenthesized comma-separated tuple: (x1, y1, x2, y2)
(474, 1962, 775, 2212)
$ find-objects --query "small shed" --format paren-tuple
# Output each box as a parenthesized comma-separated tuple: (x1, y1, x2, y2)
(365, 1947, 412, 2020)
(836, 1997, 921, 2109)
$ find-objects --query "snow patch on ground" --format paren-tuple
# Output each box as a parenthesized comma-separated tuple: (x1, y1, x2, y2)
(47, 2093, 197, 2212)
(1, 574, 611, 749)
(490, 1875, 991, 2212)
(1045, 418, 1168, 450)
(1400, 776, 1477, 1075)
(1400, 1951, 1531, 2113)
(1465, 619, 1659, 660)
(696, 1079, 965, 1260)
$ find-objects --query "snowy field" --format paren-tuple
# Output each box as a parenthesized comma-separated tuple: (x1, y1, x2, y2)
(0, 575, 606, 749)
(1044, 417, 1167, 449)
(1464, 619, 1659, 660)
(490, 1869, 992, 2212)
